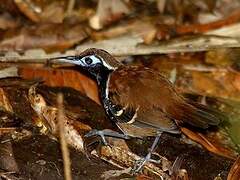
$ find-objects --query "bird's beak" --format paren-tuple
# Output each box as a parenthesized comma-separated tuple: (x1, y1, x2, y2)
(49, 56, 76, 63)
(48, 56, 84, 66)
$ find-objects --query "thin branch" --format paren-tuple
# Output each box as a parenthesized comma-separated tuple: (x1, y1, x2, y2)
(66, 0, 75, 17)
(182, 64, 228, 72)
(57, 93, 72, 180)
(0, 35, 240, 64)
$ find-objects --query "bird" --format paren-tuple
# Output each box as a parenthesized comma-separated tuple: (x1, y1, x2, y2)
(51, 48, 225, 173)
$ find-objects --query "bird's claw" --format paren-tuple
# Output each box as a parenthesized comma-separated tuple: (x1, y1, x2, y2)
(131, 153, 161, 174)
(84, 129, 110, 146)
(84, 129, 131, 157)
(131, 158, 147, 174)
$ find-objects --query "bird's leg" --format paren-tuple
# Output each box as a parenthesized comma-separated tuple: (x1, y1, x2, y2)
(131, 133, 162, 174)
(84, 129, 130, 146)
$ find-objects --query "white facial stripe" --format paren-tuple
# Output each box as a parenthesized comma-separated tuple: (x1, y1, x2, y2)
(102, 60, 116, 70)
(95, 55, 116, 70)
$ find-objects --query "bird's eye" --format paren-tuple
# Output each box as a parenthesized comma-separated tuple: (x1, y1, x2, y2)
(85, 57, 93, 65)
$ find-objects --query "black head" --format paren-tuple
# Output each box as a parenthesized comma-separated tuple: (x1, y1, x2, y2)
(52, 48, 122, 82)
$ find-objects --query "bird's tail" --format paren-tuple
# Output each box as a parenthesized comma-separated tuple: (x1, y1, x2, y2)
(172, 101, 226, 129)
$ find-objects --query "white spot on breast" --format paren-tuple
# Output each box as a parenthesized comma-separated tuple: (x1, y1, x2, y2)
(115, 109, 123, 116)
(113, 105, 128, 116)
(127, 106, 140, 124)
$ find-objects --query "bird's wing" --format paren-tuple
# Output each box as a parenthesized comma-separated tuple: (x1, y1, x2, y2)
(108, 66, 181, 133)
(108, 66, 222, 130)
(108, 100, 180, 134)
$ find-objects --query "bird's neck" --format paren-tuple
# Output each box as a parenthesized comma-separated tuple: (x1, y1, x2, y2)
(96, 69, 112, 99)
(97, 69, 116, 122)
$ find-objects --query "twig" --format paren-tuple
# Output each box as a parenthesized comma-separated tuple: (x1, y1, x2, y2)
(182, 64, 228, 72)
(57, 93, 72, 180)
(175, 9, 240, 35)
(0, 34, 239, 64)
(66, 0, 75, 17)
(76, 35, 240, 56)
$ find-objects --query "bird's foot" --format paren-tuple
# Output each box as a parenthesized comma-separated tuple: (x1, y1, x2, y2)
(131, 152, 161, 174)
(131, 134, 162, 174)
(85, 129, 109, 146)
(84, 129, 130, 146)
(84, 129, 130, 159)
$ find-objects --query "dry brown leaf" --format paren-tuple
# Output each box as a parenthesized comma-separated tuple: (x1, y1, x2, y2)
(14, 0, 41, 22)
(92, 19, 157, 44)
(181, 127, 236, 160)
(192, 71, 240, 100)
(89, 0, 130, 30)
(0, 0, 21, 15)
(19, 66, 100, 104)
(40, 2, 65, 23)
(14, 0, 69, 23)
(228, 156, 240, 180)
(136, 174, 154, 180)
(0, 88, 13, 112)
(233, 74, 240, 91)
(28, 85, 91, 151)
(206, 49, 235, 66)
(0, 23, 88, 52)
(0, 13, 20, 29)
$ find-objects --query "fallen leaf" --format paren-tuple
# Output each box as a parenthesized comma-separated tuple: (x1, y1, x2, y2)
(40, 2, 65, 23)
(0, 12, 20, 29)
(228, 156, 240, 180)
(19, 66, 100, 104)
(89, 0, 130, 30)
(0, 23, 88, 52)
(181, 127, 236, 160)
(192, 71, 240, 100)
(14, 0, 41, 22)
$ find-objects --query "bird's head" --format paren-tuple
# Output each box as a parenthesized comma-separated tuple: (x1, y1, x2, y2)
(52, 48, 122, 82)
